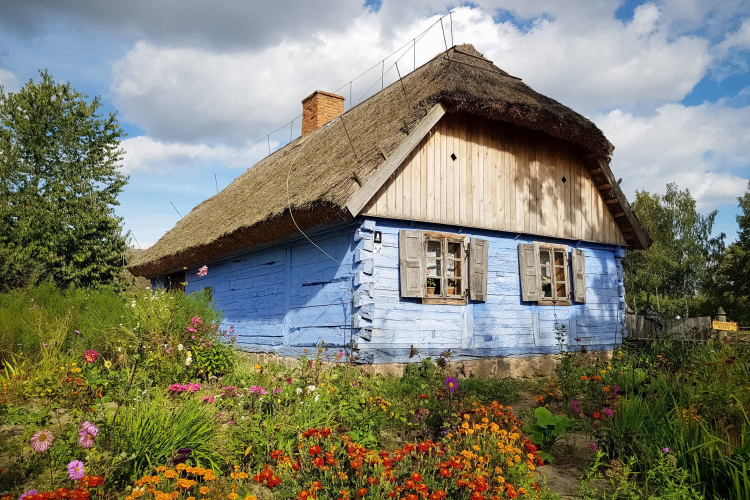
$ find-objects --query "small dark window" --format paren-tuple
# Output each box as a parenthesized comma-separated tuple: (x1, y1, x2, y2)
(165, 272, 186, 292)
(561, 176, 567, 183)
(450, 153, 457, 161)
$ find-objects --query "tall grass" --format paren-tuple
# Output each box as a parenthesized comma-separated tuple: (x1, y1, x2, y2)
(112, 394, 223, 480)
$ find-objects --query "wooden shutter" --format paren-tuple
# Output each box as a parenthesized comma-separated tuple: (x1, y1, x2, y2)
(469, 238, 489, 301)
(399, 230, 425, 298)
(572, 248, 586, 303)
(518, 243, 541, 302)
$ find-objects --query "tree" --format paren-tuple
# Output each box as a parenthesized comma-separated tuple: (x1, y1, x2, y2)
(0, 71, 128, 289)
(623, 184, 724, 318)
(712, 182, 750, 323)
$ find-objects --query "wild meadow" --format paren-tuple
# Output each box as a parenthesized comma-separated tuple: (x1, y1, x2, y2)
(0, 284, 547, 500)
(531, 334, 750, 500)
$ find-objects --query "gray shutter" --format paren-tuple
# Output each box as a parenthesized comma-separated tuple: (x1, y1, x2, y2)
(518, 243, 541, 302)
(399, 230, 425, 298)
(572, 248, 586, 303)
(469, 238, 489, 301)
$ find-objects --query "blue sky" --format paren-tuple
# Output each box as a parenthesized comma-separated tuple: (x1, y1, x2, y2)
(1, 0, 749, 247)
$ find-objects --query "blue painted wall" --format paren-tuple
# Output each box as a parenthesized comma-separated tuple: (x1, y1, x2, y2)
(353, 218, 626, 363)
(162, 217, 625, 363)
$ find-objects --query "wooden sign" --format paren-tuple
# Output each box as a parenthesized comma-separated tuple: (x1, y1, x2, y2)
(713, 321, 738, 332)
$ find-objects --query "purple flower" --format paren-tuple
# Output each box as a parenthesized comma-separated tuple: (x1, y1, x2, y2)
(273, 388, 283, 394)
(602, 408, 614, 418)
(588, 443, 597, 452)
(445, 377, 458, 394)
(572, 401, 581, 413)
(67, 460, 85, 480)
(78, 421, 98, 448)
(19, 490, 39, 500)
(662, 447, 670, 453)
(612, 385, 620, 396)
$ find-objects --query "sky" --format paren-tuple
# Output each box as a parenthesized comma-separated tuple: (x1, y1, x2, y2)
(1, 0, 749, 248)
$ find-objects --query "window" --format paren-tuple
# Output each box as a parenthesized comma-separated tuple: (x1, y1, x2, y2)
(425, 235, 464, 299)
(399, 230, 488, 303)
(518, 243, 586, 305)
(165, 272, 186, 292)
(539, 246, 568, 301)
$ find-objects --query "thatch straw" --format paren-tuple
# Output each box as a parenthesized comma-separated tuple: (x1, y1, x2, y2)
(129, 44, 619, 278)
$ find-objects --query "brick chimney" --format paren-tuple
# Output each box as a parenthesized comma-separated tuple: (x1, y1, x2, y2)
(301, 90, 345, 137)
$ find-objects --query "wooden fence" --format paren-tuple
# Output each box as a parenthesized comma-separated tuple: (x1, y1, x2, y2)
(625, 314, 713, 340)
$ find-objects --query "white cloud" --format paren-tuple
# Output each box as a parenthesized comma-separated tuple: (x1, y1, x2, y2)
(111, 3, 713, 149)
(119, 135, 276, 174)
(0, 68, 19, 92)
(597, 102, 750, 212)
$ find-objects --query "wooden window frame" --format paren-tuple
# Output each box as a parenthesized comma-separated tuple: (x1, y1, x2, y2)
(422, 231, 468, 305)
(537, 243, 571, 306)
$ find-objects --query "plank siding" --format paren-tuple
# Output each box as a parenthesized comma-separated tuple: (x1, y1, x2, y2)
(364, 114, 626, 246)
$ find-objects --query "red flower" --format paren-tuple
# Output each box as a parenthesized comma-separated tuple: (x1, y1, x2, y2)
(439, 468, 451, 478)
(593, 412, 601, 419)
(411, 473, 423, 482)
(270, 450, 285, 460)
(357, 488, 368, 497)
(83, 350, 98, 363)
(309, 445, 322, 456)
(367, 477, 378, 486)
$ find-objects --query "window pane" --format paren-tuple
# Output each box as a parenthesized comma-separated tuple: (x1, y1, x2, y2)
(453, 260, 462, 278)
(540, 250, 550, 265)
(427, 277, 441, 295)
(448, 242, 461, 259)
(447, 260, 455, 277)
(542, 282, 552, 298)
(447, 279, 460, 295)
(541, 265, 551, 282)
(557, 283, 566, 299)
(555, 267, 566, 282)
(427, 240, 441, 258)
(554, 251, 565, 266)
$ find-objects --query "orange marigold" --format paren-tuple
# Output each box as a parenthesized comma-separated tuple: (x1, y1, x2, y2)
(164, 470, 177, 479)
(199, 487, 210, 495)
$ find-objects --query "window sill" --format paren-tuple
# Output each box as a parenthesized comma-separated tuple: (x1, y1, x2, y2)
(422, 297, 467, 306)
(538, 300, 572, 306)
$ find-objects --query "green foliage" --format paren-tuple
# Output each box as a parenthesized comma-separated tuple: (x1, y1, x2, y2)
(111, 394, 223, 481)
(459, 377, 522, 403)
(523, 406, 574, 460)
(0, 71, 129, 290)
(623, 183, 724, 319)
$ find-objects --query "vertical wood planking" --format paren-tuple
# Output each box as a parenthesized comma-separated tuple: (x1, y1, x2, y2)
(427, 129, 435, 220)
(360, 113, 630, 247)
(465, 115, 475, 224)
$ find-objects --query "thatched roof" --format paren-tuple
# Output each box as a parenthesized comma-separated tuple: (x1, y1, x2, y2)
(129, 44, 640, 278)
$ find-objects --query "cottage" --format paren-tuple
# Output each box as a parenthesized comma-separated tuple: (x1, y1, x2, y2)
(129, 44, 649, 366)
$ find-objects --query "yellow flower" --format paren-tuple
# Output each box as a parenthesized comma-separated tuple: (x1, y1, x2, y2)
(199, 487, 210, 495)
(164, 470, 177, 479)
(228, 494, 238, 500)
(254, 365, 261, 370)
(156, 466, 167, 473)
(244, 496, 258, 500)
(176, 463, 187, 471)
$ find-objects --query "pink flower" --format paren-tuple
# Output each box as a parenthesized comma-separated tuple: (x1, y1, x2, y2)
(602, 408, 614, 418)
(197, 265, 208, 277)
(83, 350, 98, 363)
(191, 315, 204, 325)
(186, 327, 197, 333)
(588, 443, 597, 452)
(273, 388, 283, 394)
(79, 422, 98, 448)
(67, 460, 85, 480)
(30, 429, 54, 452)
(19, 490, 39, 500)
(572, 401, 581, 413)
(202, 395, 215, 404)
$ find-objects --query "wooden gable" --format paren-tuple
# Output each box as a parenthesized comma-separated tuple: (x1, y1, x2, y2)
(362, 113, 627, 247)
